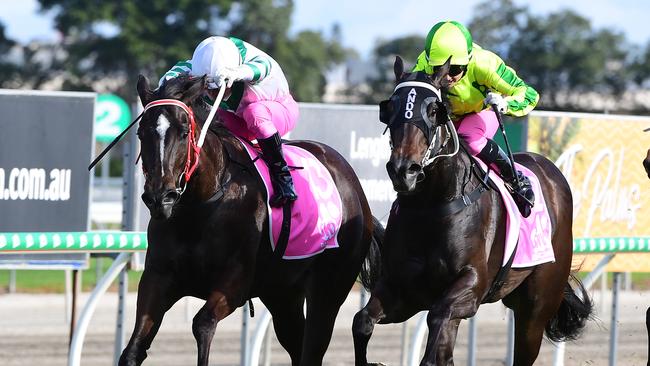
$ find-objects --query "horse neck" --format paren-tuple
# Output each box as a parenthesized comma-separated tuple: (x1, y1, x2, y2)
(405, 152, 471, 205)
(185, 129, 228, 202)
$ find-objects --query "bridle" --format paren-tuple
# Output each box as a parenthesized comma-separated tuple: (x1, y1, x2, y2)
(382, 78, 460, 169)
(384, 78, 491, 215)
(141, 86, 225, 197)
(143, 99, 201, 196)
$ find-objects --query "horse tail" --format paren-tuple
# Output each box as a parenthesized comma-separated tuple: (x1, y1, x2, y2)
(545, 272, 594, 342)
(359, 216, 384, 291)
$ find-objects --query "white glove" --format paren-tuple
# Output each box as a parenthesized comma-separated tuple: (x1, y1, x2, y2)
(485, 92, 508, 114)
(219, 66, 253, 88)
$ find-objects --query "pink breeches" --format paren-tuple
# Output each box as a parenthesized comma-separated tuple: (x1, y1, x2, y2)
(218, 95, 299, 140)
(456, 109, 500, 155)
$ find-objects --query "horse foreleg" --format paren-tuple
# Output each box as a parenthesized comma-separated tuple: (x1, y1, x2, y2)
(421, 267, 480, 366)
(192, 290, 236, 366)
(119, 271, 179, 366)
(353, 283, 412, 366)
(353, 295, 385, 366)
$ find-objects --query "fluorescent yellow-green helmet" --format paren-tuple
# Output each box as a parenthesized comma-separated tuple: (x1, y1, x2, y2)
(425, 21, 473, 67)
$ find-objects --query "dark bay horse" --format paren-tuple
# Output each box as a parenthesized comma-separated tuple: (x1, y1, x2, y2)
(352, 57, 592, 366)
(119, 74, 381, 366)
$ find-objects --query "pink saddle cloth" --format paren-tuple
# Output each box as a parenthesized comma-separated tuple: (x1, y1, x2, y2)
(476, 160, 555, 268)
(236, 137, 343, 259)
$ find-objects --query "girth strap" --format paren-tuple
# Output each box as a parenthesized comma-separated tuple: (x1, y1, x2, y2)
(394, 183, 487, 217)
(482, 241, 517, 303)
(274, 203, 292, 259)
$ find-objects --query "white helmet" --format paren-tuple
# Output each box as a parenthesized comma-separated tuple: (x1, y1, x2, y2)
(190, 36, 241, 88)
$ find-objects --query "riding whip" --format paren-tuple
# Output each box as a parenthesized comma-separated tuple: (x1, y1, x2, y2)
(490, 101, 520, 186)
(88, 112, 143, 171)
(197, 83, 226, 148)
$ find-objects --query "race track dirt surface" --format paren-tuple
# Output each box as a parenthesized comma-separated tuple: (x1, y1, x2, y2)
(1, 289, 647, 365)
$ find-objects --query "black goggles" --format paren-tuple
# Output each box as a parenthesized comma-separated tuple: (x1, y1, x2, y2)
(433, 64, 467, 77)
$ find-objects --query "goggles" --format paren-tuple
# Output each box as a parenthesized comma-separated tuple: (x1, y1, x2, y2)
(433, 64, 467, 77)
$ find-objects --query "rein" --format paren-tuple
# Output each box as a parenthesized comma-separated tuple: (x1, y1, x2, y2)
(389, 79, 490, 216)
(143, 99, 199, 191)
(394, 148, 491, 217)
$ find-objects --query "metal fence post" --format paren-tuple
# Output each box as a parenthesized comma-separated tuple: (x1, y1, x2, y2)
(609, 272, 620, 366)
(505, 310, 515, 366)
(241, 303, 251, 366)
(467, 316, 477, 366)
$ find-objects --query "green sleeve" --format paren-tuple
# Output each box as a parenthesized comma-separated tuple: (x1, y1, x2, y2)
(475, 51, 539, 116)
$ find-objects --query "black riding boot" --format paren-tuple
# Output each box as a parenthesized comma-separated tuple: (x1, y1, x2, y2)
(478, 139, 535, 217)
(258, 133, 298, 207)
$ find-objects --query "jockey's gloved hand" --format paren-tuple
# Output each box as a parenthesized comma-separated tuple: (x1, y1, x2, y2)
(205, 76, 223, 89)
(221, 66, 253, 88)
(485, 92, 508, 114)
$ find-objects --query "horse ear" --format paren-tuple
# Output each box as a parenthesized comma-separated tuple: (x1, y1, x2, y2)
(431, 56, 452, 88)
(137, 74, 154, 106)
(182, 75, 207, 103)
(394, 56, 405, 81)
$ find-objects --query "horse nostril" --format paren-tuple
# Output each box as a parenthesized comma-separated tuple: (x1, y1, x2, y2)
(386, 161, 395, 175)
(162, 190, 180, 205)
(407, 163, 422, 175)
(141, 192, 155, 207)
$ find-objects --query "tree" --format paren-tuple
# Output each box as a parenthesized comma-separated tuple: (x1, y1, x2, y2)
(467, 0, 529, 59)
(0, 22, 21, 87)
(275, 30, 346, 102)
(37, 0, 234, 102)
(227, 0, 292, 54)
(35, 0, 347, 103)
(350, 35, 425, 104)
(630, 41, 650, 88)
(465, 2, 635, 112)
(506, 11, 630, 109)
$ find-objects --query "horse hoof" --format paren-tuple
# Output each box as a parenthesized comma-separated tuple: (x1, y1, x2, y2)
(369, 363, 388, 366)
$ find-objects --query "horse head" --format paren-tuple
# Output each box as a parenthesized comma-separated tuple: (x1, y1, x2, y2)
(381, 56, 457, 194)
(136, 74, 207, 219)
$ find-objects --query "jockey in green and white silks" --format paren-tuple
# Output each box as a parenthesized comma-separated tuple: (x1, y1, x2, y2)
(160, 36, 299, 207)
(413, 21, 538, 215)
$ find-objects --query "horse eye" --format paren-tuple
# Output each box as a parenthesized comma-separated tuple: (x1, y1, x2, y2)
(182, 131, 189, 139)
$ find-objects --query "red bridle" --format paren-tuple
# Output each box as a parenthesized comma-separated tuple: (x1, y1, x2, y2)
(142, 99, 201, 186)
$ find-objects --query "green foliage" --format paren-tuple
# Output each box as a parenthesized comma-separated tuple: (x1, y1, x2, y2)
(352, 35, 425, 104)
(0, 257, 142, 293)
(275, 30, 346, 102)
(32, 0, 346, 103)
(227, 0, 292, 53)
(630, 40, 650, 87)
(467, 0, 528, 59)
(343, 0, 645, 112)
(0, 23, 21, 87)
(38, 0, 233, 102)
(468, 0, 634, 112)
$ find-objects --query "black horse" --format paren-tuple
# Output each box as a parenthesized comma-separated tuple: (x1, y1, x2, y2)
(119, 74, 382, 366)
(352, 57, 592, 366)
